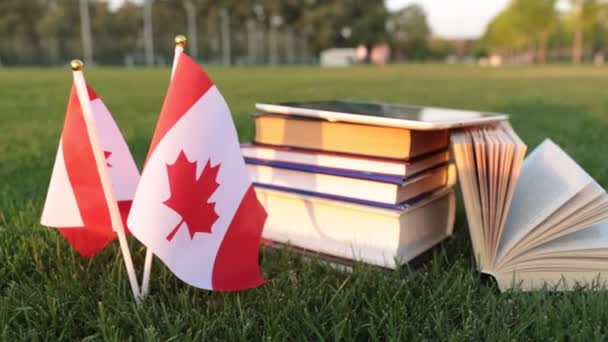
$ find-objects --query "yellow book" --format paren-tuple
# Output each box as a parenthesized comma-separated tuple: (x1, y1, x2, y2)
(254, 114, 449, 160)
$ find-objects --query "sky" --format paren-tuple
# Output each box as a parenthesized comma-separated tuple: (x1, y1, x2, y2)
(109, 0, 510, 40)
(385, 0, 510, 39)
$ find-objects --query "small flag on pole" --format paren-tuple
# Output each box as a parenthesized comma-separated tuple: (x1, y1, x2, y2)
(128, 38, 267, 291)
(41, 60, 141, 302)
(41, 62, 140, 258)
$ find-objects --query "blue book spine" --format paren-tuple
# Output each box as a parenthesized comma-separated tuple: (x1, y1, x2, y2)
(253, 182, 439, 211)
(245, 157, 447, 185)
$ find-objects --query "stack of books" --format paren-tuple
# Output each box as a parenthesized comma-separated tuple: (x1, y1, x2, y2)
(239, 99, 608, 290)
(241, 103, 458, 268)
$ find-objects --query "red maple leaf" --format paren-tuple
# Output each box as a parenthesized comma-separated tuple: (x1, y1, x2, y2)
(104, 150, 112, 167)
(163, 150, 221, 241)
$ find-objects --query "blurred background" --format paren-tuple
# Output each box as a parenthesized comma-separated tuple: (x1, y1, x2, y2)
(0, 0, 607, 67)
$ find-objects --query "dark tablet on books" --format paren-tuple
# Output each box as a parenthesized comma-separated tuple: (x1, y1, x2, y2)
(256, 100, 508, 130)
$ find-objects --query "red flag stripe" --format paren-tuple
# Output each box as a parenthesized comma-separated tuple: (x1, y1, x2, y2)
(117, 200, 133, 235)
(212, 185, 267, 291)
(59, 85, 116, 258)
(86, 85, 98, 101)
(146, 53, 213, 162)
(57, 227, 114, 258)
(57, 199, 132, 258)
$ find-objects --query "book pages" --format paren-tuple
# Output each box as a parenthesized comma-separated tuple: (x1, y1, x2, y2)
(494, 271, 608, 291)
(451, 131, 489, 268)
(501, 222, 608, 265)
(496, 139, 595, 261)
(453, 126, 608, 291)
(450, 123, 526, 270)
(500, 183, 608, 264)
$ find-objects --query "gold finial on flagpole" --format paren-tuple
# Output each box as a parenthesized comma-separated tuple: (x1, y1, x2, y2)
(70, 59, 84, 71)
(175, 35, 187, 47)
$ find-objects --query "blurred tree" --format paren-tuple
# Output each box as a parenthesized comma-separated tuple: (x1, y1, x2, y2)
(0, 0, 391, 65)
(590, 4, 608, 58)
(428, 37, 454, 60)
(93, 1, 141, 65)
(483, 0, 608, 63)
(483, 0, 557, 63)
(484, 6, 524, 55)
(299, 0, 388, 53)
(386, 4, 430, 60)
(511, 0, 557, 63)
(36, 0, 68, 65)
(0, 0, 45, 64)
(570, 0, 604, 63)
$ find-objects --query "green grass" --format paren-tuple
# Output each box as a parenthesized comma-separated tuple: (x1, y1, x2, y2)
(2, 64, 608, 340)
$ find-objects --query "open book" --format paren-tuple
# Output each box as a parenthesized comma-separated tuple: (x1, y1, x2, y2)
(451, 123, 608, 291)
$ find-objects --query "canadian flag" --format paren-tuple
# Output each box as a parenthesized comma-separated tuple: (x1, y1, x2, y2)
(41, 85, 140, 258)
(127, 53, 267, 291)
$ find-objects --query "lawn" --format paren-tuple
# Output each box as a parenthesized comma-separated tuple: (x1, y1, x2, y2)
(2, 64, 608, 340)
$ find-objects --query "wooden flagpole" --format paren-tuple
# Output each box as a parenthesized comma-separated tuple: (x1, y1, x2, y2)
(71, 60, 142, 303)
(140, 35, 186, 298)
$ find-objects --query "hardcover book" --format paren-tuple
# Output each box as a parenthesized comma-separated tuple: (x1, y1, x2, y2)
(254, 114, 449, 159)
(240, 144, 450, 177)
(249, 99, 467, 269)
(246, 157, 455, 206)
(256, 186, 456, 268)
